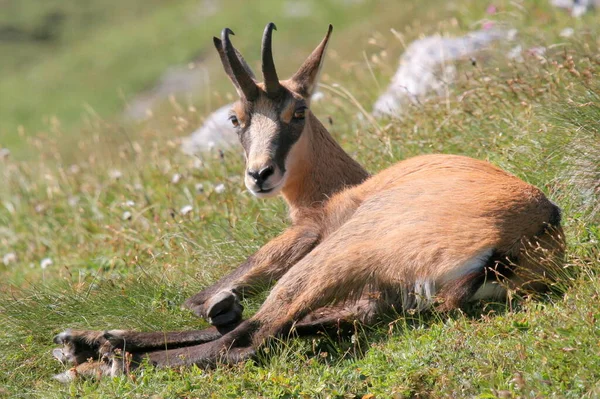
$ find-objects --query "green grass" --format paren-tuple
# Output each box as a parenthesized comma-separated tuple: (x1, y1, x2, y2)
(1, 0, 600, 397)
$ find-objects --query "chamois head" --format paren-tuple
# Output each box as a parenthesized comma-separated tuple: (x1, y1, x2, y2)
(214, 23, 332, 198)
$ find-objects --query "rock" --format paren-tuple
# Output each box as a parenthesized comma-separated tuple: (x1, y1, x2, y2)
(195, 0, 220, 17)
(551, 0, 600, 17)
(181, 104, 238, 156)
(283, 0, 312, 18)
(373, 29, 510, 118)
(125, 63, 209, 120)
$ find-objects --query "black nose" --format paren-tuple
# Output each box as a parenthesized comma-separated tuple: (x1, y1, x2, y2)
(248, 165, 275, 186)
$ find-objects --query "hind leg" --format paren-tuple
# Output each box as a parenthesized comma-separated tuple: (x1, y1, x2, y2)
(51, 297, 379, 381)
(51, 289, 381, 379)
(434, 225, 567, 312)
(52, 324, 237, 364)
(51, 324, 238, 382)
(136, 294, 382, 369)
(509, 225, 566, 293)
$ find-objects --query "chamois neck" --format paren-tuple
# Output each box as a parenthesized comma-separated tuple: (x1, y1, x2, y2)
(281, 112, 369, 213)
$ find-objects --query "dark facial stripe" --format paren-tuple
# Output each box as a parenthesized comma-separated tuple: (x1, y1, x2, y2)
(236, 89, 306, 169)
(272, 118, 305, 173)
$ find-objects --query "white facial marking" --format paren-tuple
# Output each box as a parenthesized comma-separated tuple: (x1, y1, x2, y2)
(243, 96, 299, 198)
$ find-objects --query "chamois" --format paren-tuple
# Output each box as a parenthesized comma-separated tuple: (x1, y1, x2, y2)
(52, 23, 565, 381)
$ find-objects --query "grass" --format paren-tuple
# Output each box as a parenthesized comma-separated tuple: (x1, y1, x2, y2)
(1, 0, 600, 397)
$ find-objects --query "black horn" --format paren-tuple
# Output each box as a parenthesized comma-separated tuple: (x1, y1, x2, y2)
(261, 22, 282, 98)
(221, 28, 259, 101)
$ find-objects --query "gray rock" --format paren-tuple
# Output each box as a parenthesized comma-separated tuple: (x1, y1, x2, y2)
(373, 29, 510, 118)
(551, 0, 599, 17)
(181, 104, 237, 156)
(125, 64, 209, 120)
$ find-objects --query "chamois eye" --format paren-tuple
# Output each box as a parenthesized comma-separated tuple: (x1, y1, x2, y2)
(229, 115, 240, 128)
(293, 107, 306, 120)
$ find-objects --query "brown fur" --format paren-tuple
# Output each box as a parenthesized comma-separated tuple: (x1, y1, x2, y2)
(53, 24, 565, 379)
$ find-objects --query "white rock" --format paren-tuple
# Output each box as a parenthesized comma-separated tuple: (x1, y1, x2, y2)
(195, 183, 205, 193)
(125, 64, 209, 121)
(373, 29, 510, 118)
(283, 0, 312, 17)
(122, 211, 132, 221)
(196, 0, 220, 17)
(181, 104, 238, 156)
(551, 0, 600, 16)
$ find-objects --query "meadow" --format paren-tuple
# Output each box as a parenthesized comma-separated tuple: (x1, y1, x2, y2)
(0, 0, 599, 397)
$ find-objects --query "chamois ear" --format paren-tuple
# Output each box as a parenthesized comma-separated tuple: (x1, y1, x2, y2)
(291, 24, 333, 98)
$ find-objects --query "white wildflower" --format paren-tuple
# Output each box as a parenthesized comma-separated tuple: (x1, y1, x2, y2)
(68, 196, 79, 207)
(311, 91, 325, 102)
(195, 183, 204, 193)
(172, 173, 182, 184)
(125, 200, 135, 207)
(122, 211, 132, 221)
(507, 45, 524, 62)
(3, 252, 17, 266)
(68, 164, 80, 174)
(40, 258, 53, 269)
(214, 183, 226, 194)
(180, 205, 193, 215)
(560, 28, 574, 38)
(528, 46, 546, 57)
(109, 169, 123, 180)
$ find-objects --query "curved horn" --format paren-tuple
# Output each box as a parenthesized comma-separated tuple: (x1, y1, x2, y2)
(221, 28, 259, 100)
(261, 22, 282, 98)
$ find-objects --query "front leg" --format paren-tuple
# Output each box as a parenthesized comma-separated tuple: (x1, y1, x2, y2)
(52, 326, 235, 363)
(51, 325, 237, 381)
(183, 221, 320, 325)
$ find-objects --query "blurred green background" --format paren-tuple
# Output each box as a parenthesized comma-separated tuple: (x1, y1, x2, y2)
(0, 0, 449, 159)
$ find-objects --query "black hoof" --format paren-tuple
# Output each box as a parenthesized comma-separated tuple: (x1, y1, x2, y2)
(205, 290, 244, 326)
